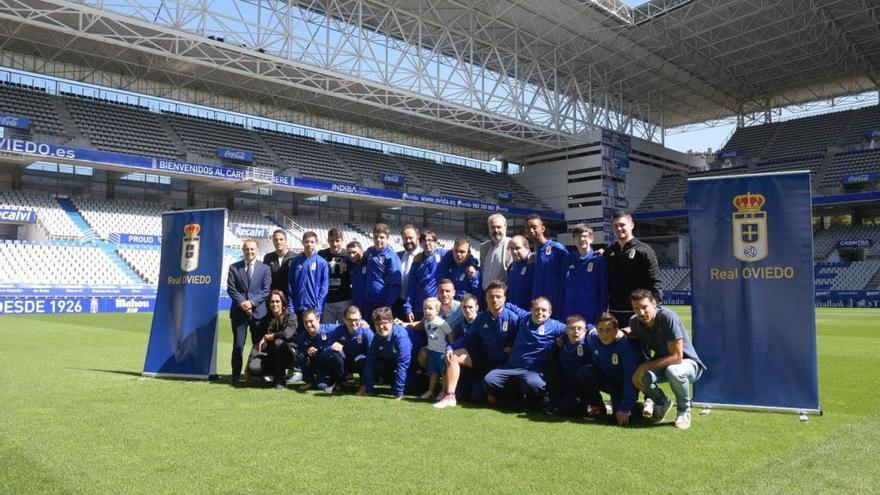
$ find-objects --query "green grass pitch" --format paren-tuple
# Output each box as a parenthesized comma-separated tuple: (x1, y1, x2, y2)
(1, 307, 877, 494)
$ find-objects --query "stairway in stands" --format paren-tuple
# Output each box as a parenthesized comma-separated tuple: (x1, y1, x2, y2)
(55, 196, 146, 284)
(345, 222, 371, 240)
(867, 267, 880, 290)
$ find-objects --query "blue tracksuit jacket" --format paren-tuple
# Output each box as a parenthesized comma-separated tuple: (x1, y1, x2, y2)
(363, 324, 412, 396)
(288, 252, 330, 312)
(329, 324, 375, 358)
(363, 246, 402, 307)
(450, 306, 521, 367)
(504, 303, 567, 371)
(531, 239, 568, 313)
(403, 248, 446, 315)
(560, 250, 608, 324)
(437, 251, 482, 303)
(585, 330, 641, 414)
(507, 259, 535, 309)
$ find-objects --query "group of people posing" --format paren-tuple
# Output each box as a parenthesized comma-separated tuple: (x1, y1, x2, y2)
(226, 212, 705, 430)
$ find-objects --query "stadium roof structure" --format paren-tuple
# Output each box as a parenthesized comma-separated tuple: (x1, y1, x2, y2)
(0, 0, 877, 160)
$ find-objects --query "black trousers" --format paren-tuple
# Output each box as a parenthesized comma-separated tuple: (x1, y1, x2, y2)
(231, 317, 260, 379)
(373, 358, 428, 396)
(247, 340, 294, 386)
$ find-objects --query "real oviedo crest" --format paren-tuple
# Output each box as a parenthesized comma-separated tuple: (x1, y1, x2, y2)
(180, 223, 201, 272)
(732, 193, 768, 262)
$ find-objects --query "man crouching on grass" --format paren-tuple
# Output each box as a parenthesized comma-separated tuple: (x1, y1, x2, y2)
(628, 289, 706, 429)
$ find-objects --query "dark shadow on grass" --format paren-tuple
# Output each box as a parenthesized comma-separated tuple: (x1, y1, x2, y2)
(74, 368, 146, 378)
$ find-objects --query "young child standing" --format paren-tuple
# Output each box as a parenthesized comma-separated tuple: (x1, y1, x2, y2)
(420, 297, 454, 400)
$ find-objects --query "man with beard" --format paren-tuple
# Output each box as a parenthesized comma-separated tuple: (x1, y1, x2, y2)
(395, 224, 421, 320)
(479, 214, 511, 290)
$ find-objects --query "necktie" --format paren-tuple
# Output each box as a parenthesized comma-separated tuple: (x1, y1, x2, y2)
(246, 262, 253, 281)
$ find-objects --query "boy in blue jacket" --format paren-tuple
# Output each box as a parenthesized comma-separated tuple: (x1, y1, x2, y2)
(403, 230, 446, 322)
(359, 307, 413, 400)
(506, 235, 534, 310)
(578, 313, 643, 426)
(436, 237, 481, 304)
(361, 224, 402, 319)
(560, 224, 608, 325)
(553, 314, 596, 416)
(327, 305, 374, 389)
(295, 309, 338, 391)
(288, 231, 330, 329)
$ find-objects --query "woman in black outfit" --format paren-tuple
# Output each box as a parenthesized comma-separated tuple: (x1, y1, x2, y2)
(247, 290, 298, 389)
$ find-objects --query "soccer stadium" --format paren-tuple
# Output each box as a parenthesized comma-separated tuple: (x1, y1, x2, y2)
(1, 0, 878, 492)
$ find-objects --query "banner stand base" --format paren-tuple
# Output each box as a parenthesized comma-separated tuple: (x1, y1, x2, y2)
(693, 402, 823, 418)
(141, 372, 211, 380)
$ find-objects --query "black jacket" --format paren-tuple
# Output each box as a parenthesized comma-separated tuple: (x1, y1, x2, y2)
(605, 237, 662, 311)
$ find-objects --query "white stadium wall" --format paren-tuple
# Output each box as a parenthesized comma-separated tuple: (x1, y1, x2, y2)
(513, 129, 700, 244)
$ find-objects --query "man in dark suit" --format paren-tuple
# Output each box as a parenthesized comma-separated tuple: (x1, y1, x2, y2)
(227, 239, 272, 383)
(263, 229, 295, 292)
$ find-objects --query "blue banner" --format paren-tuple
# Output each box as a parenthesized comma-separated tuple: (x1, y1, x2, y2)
(816, 290, 880, 308)
(143, 208, 225, 378)
(496, 191, 513, 201)
(837, 239, 872, 248)
(842, 173, 879, 185)
(0, 114, 31, 130)
(110, 233, 162, 245)
(230, 224, 269, 238)
(379, 172, 405, 186)
(865, 128, 880, 139)
(216, 147, 253, 163)
(0, 208, 36, 223)
(0, 296, 154, 315)
(688, 171, 819, 412)
(0, 284, 156, 296)
(717, 149, 745, 160)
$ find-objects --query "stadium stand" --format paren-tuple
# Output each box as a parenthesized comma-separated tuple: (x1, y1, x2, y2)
(660, 267, 689, 291)
(753, 155, 826, 184)
(716, 122, 779, 158)
(761, 111, 851, 160)
(636, 174, 688, 211)
(0, 240, 131, 285)
(117, 245, 238, 286)
(73, 197, 164, 240)
(327, 142, 426, 192)
(391, 154, 479, 199)
(0, 84, 544, 206)
(0, 191, 82, 239)
(162, 112, 276, 168)
(0, 82, 67, 137)
(839, 105, 880, 145)
(821, 149, 880, 188)
(63, 94, 182, 158)
(255, 129, 358, 183)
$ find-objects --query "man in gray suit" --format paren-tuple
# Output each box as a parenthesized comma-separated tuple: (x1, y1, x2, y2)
(479, 214, 511, 291)
(227, 239, 272, 383)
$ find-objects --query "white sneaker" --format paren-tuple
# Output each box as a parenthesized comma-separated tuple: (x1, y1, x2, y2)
(286, 372, 304, 385)
(642, 398, 655, 419)
(675, 410, 692, 430)
(433, 394, 457, 409)
(420, 390, 435, 400)
(323, 384, 334, 394)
